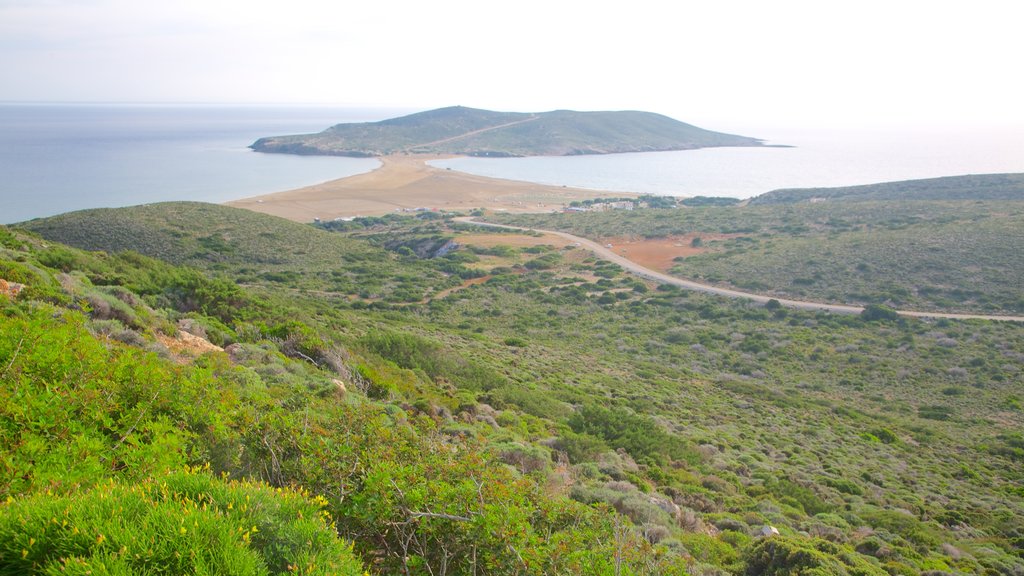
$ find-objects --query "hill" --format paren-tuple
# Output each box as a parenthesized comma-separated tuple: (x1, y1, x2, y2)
(250, 105, 764, 157)
(750, 173, 1024, 205)
(18, 202, 456, 301)
(7, 203, 1024, 575)
(491, 195, 1024, 315)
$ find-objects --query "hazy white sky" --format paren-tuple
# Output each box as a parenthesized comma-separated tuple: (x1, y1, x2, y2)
(1, 0, 1021, 130)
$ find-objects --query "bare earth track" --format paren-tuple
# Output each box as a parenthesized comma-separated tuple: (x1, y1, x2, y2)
(405, 116, 540, 152)
(458, 218, 1024, 322)
(225, 155, 1021, 322)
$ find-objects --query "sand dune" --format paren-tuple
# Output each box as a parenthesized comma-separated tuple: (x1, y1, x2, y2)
(227, 155, 631, 222)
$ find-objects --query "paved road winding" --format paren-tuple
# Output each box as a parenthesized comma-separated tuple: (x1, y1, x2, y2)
(456, 218, 1024, 322)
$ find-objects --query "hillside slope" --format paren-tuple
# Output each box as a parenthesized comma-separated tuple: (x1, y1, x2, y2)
(750, 173, 1024, 204)
(8, 204, 1024, 575)
(18, 202, 454, 301)
(250, 105, 764, 157)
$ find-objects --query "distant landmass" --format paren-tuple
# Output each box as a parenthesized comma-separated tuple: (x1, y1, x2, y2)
(250, 106, 765, 157)
(750, 173, 1024, 204)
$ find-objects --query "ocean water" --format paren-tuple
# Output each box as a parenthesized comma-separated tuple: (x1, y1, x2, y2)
(430, 126, 1024, 198)
(0, 104, 400, 224)
(3, 106, 1023, 225)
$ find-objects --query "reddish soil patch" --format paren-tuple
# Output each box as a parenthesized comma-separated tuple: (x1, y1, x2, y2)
(601, 234, 735, 272)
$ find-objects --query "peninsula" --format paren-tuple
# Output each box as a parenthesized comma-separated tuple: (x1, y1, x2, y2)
(227, 154, 632, 222)
(249, 106, 764, 157)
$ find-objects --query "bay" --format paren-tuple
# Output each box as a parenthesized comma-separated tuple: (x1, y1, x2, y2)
(0, 104, 403, 224)
(430, 126, 1024, 199)
(3, 105, 1023, 226)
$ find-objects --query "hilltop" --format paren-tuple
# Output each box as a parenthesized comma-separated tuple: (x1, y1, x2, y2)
(250, 106, 764, 157)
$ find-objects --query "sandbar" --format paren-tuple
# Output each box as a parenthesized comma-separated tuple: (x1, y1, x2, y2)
(227, 154, 633, 222)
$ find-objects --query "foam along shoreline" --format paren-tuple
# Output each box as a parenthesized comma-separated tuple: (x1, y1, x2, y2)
(226, 154, 634, 223)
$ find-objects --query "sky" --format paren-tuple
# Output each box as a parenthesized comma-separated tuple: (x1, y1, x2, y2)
(1, 0, 1021, 131)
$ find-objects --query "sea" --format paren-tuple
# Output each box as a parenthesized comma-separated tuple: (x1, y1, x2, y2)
(2, 104, 1024, 225)
(431, 126, 1024, 198)
(0, 104, 395, 224)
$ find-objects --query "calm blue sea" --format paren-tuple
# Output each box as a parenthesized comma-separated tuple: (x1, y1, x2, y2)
(0, 104, 403, 224)
(2, 105, 1023, 225)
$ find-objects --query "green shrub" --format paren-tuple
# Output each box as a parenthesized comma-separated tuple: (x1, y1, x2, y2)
(860, 304, 900, 322)
(871, 428, 899, 444)
(503, 336, 528, 347)
(491, 441, 550, 474)
(568, 404, 699, 466)
(0, 260, 64, 302)
(767, 479, 833, 516)
(677, 532, 741, 566)
(822, 477, 864, 496)
(917, 405, 954, 421)
(0, 470, 363, 575)
(743, 535, 886, 575)
(360, 330, 507, 392)
(858, 509, 941, 550)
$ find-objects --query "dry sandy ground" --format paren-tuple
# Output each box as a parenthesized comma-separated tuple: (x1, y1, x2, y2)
(600, 234, 741, 272)
(228, 155, 632, 222)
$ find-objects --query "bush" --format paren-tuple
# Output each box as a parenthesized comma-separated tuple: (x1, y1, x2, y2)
(743, 535, 886, 575)
(0, 470, 363, 575)
(858, 509, 941, 550)
(861, 304, 900, 322)
(871, 428, 899, 444)
(360, 330, 507, 392)
(567, 404, 699, 466)
(492, 441, 550, 474)
(918, 405, 954, 421)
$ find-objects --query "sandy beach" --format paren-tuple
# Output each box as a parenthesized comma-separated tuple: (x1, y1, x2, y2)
(227, 154, 633, 222)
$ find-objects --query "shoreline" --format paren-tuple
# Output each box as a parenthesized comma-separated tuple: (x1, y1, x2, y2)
(226, 154, 635, 223)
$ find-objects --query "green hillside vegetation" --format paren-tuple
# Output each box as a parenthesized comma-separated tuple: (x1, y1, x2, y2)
(491, 196, 1024, 314)
(750, 173, 1024, 205)
(0, 226, 674, 575)
(5, 203, 1024, 575)
(20, 202, 461, 302)
(250, 106, 764, 157)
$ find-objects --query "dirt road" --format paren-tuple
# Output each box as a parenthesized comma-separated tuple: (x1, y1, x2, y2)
(405, 116, 540, 151)
(457, 218, 1024, 322)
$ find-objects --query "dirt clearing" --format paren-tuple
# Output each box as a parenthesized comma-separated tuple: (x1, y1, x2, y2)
(600, 234, 735, 272)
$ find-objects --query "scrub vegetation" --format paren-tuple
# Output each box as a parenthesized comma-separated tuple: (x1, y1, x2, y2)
(5, 193, 1023, 575)
(489, 183, 1024, 314)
